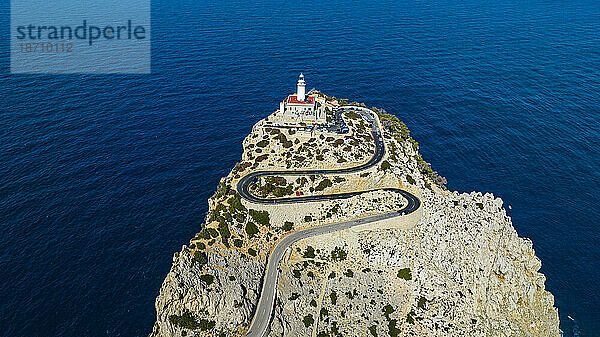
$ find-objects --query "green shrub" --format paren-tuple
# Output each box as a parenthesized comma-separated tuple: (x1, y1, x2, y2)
(331, 247, 347, 261)
(227, 194, 246, 213)
(383, 304, 394, 320)
(290, 293, 300, 300)
(389, 319, 401, 337)
(197, 318, 216, 331)
(406, 175, 415, 185)
(207, 228, 219, 238)
(380, 160, 391, 171)
(328, 272, 336, 279)
(417, 297, 427, 310)
(256, 140, 269, 147)
(344, 269, 354, 277)
(304, 246, 315, 258)
(293, 269, 301, 278)
(282, 221, 293, 231)
(199, 274, 214, 285)
(369, 325, 378, 336)
(249, 209, 270, 227)
(248, 248, 257, 257)
(168, 311, 199, 330)
(193, 251, 207, 266)
(197, 230, 211, 240)
(217, 222, 230, 239)
(233, 238, 243, 248)
(255, 154, 268, 162)
(304, 215, 313, 222)
(406, 310, 416, 324)
(315, 179, 332, 192)
(397, 268, 412, 280)
(310, 299, 317, 307)
(476, 202, 484, 210)
(345, 110, 360, 120)
(303, 314, 314, 327)
(245, 222, 259, 238)
(330, 291, 337, 305)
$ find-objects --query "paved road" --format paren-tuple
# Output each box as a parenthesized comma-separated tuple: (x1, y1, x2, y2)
(237, 110, 384, 204)
(239, 108, 421, 337)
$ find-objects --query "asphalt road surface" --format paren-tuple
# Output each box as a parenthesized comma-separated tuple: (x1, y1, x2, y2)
(239, 108, 421, 337)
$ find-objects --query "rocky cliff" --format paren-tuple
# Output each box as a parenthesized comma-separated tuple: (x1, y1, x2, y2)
(150, 97, 559, 337)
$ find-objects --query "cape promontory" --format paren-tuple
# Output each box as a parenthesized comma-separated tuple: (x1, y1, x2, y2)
(150, 84, 559, 337)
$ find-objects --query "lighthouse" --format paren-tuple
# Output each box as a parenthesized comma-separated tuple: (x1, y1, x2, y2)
(276, 73, 326, 124)
(296, 73, 306, 101)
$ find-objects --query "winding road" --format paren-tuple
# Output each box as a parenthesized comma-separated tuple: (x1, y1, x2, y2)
(238, 108, 421, 337)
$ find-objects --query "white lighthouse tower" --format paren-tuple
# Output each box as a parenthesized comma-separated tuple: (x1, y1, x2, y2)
(275, 73, 325, 124)
(296, 73, 306, 101)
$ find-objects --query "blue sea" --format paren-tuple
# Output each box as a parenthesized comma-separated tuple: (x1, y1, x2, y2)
(1, 0, 599, 336)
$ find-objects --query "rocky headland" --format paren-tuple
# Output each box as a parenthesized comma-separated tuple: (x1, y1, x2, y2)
(150, 93, 559, 337)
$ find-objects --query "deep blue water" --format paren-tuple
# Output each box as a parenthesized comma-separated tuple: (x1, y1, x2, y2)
(1, 0, 599, 336)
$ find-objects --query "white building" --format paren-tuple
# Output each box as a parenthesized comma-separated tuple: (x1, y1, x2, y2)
(277, 73, 326, 124)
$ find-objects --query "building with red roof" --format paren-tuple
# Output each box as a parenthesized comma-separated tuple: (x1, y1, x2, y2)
(277, 73, 326, 124)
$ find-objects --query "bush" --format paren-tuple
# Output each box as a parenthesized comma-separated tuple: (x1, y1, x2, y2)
(199, 274, 214, 285)
(248, 248, 257, 256)
(304, 215, 313, 222)
(303, 314, 314, 327)
(344, 269, 354, 277)
(249, 209, 270, 227)
(233, 238, 243, 248)
(256, 140, 269, 147)
(193, 251, 207, 266)
(330, 291, 337, 305)
(397, 268, 412, 280)
(417, 297, 427, 309)
(282, 221, 293, 231)
(303, 246, 315, 258)
(197, 318, 216, 331)
(383, 304, 394, 320)
(346, 110, 361, 120)
(380, 160, 391, 171)
(255, 154, 268, 162)
(217, 222, 230, 239)
(245, 222, 259, 238)
(310, 299, 317, 307)
(369, 325, 378, 336)
(227, 194, 246, 213)
(389, 319, 401, 337)
(406, 175, 415, 185)
(315, 179, 332, 192)
(293, 269, 301, 278)
(207, 228, 219, 238)
(169, 311, 199, 330)
(331, 247, 347, 261)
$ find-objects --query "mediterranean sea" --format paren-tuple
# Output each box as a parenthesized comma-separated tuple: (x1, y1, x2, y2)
(0, 0, 598, 336)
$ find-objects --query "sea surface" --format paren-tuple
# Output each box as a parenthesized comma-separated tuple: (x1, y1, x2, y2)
(1, 0, 599, 336)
